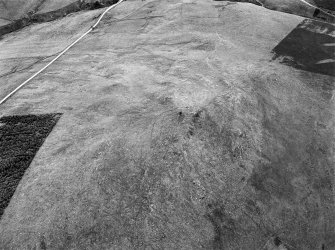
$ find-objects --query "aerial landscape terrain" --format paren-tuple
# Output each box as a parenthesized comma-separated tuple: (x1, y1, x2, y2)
(0, 0, 334, 249)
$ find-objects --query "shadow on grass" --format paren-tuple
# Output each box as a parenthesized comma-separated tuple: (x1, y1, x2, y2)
(0, 113, 61, 218)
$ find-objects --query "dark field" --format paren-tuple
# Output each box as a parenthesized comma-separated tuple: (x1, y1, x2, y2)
(313, 0, 335, 10)
(272, 19, 335, 77)
(0, 114, 61, 218)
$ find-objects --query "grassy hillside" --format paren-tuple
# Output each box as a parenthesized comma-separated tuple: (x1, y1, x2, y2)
(0, 1, 334, 249)
(0, 0, 43, 20)
(0, 0, 117, 20)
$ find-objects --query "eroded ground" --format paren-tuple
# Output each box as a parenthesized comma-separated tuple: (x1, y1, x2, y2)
(0, 0, 334, 249)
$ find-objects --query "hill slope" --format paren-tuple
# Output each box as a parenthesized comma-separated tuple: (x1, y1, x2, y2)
(0, 0, 334, 249)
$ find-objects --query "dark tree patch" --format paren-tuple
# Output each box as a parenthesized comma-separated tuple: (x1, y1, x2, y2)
(313, 8, 321, 17)
(0, 113, 61, 218)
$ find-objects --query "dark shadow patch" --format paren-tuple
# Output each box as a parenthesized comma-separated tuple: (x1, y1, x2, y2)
(313, 0, 335, 11)
(0, 113, 61, 218)
(91, 1, 104, 10)
(187, 110, 202, 137)
(272, 19, 335, 77)
(274, 236, 282, 246)
(205, 203, 238, 250)
(313, 8, 321, 17)
(178, 111, 185, 123)
(40, 235, 47, 250)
